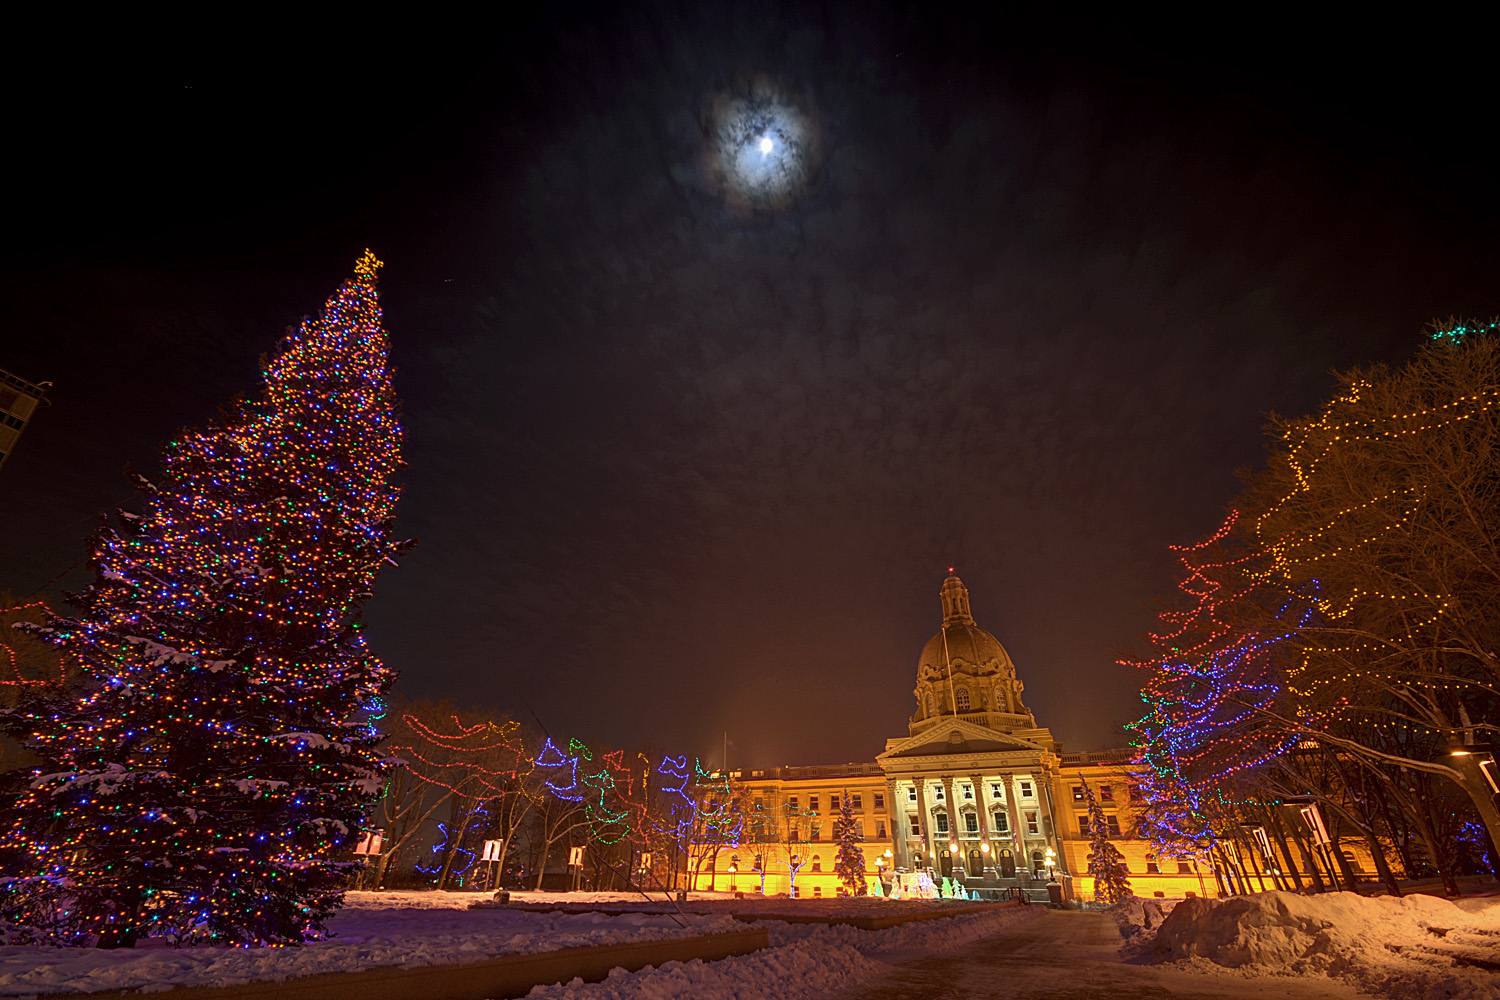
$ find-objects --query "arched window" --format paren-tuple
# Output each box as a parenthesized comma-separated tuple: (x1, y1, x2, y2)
(955, 687, 971, 711)
(811, 854, 822, 872)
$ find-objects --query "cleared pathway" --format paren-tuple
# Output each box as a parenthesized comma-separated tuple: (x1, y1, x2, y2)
(834, 909, 1367, 1000)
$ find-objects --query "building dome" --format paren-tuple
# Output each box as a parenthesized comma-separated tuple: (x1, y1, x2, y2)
(917, 623, 1014, 684)
(911, 575, 1032, 733)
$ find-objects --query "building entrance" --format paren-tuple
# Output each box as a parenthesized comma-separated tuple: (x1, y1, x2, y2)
(998, 849, 1016, 878)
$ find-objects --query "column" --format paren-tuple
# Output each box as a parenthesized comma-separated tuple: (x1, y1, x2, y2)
(885, 779, 906, 870)
(912, 780, 933, 872)
(1039, 778, 1064, 876)
(1003, 773, 1025, 855)
(969, 773, 991, 875)
(940, 776, 958, 876)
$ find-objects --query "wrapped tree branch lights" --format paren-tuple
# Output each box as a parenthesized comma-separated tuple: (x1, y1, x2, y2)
(1126, 321, 1500, 876)
(0, 253, 411, 947)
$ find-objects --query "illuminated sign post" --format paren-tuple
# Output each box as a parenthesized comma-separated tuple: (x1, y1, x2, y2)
(568, 845, 585, 892)
(352, 828, 385, 890)
(481, 840, 503, 891)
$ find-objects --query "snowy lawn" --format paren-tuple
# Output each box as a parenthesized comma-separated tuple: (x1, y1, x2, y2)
(521, 901, 1046, 999)
(0, 890, 744, 995)
(1134, 890, 1500, 1000)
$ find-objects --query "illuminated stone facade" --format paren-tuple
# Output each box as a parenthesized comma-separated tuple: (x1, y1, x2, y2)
(706, 574, 1232, 901)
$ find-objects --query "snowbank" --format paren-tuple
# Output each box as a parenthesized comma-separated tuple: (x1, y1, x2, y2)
(0, 891, 740, 996)
(1108, 895, 1181, 941)
(1150, 890, 1500, 1000)
(523, 903, 1046, 999)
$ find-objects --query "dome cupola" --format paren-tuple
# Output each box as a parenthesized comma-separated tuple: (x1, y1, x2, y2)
(911, 573, 1035, 735)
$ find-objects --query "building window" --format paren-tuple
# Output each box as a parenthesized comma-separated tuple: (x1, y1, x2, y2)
(830, 794, 840, 811)
(1178, 861, 1192, 874)
(811, 823, 822, 842)
(813, 886, 823, 897)
(876, 820, 887, 838)
(873, 792, 884, 809)
(1020, 781, 1033, 798)
(993, 811, 1008, 833)
(907, 787, 917, 803)
(852, 793, 863, 809)
(812, 855, 822, 872)
(810, 795, 819, 812)
(789, 796, 798, 810)
(936, 812, 950, 835)
(1099, 785, 1114, 802)
(965, 813, 979, 834)
(956, 687, 971, 711)
(1072, 786, 1086, 802)
(1106, 816, 1121, 837)
(962, 784, 974, 800)
(754, 797, 764, 810)
(1079, 816, 1091, 836)
(934, 785, 945, 801)
(1146, 861, 1161, 874)
(1025, 812, 1038, 835)
(991, 783, 1003, 799)
(789, 825, 799, 841)
(909, 815, 921, 836)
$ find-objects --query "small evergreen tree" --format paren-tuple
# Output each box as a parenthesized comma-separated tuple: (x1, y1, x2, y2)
(833, 788, 866, 896)
(1082, 779, 1132, 904)
(0, 253, 409, 946)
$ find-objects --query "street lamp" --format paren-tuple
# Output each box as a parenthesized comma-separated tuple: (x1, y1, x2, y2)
(1044, 846, 1057, 881)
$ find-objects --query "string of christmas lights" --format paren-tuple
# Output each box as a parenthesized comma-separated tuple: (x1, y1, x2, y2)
(0, 252, 409, 948)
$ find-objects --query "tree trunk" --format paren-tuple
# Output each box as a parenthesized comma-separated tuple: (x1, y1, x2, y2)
(1326, 815, 1363, 893)
(1265, 808, 1307, 891)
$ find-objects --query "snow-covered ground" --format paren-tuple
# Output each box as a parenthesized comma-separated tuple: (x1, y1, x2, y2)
(1133, 890, 1500, 1000)
(522, 902, 1046, 999)
(0, 890, 1025, 997)
(0, 890, 743, 995)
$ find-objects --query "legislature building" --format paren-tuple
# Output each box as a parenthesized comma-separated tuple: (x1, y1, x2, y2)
(704, 574, 1217, 902)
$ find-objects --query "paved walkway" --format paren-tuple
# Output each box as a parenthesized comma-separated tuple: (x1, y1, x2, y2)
(833, 910, 1366, 1000)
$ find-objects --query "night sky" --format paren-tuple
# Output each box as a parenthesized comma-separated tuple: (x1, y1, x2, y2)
(2, 8, 1495, 768)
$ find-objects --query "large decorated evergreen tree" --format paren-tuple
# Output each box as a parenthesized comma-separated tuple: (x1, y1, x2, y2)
(1081, 780, 1132, 905)
(833, 788, 866, 896)
(0, 253, 409, 947)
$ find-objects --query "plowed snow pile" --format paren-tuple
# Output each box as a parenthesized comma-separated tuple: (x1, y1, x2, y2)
(1150, 890, 1500, 999)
